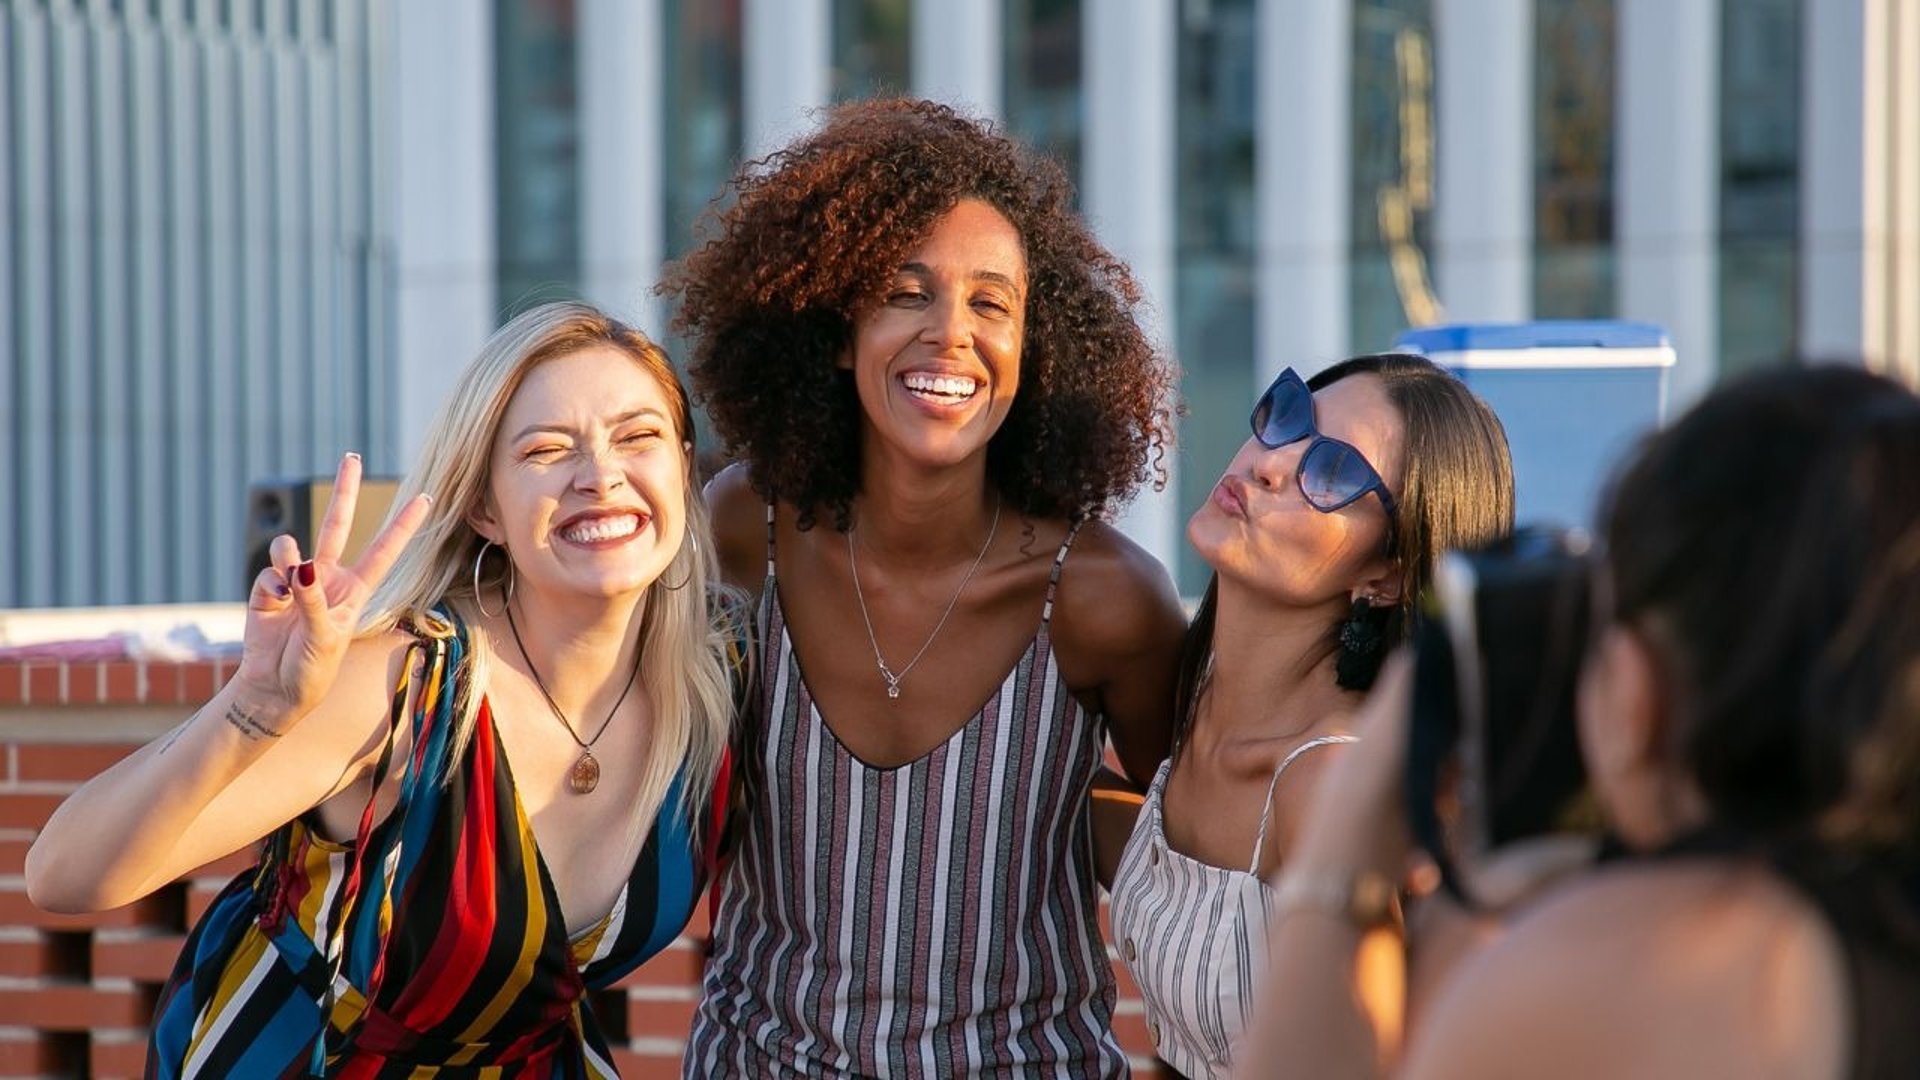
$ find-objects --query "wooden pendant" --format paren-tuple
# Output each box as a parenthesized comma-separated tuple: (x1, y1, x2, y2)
(570, 751, 601, 795)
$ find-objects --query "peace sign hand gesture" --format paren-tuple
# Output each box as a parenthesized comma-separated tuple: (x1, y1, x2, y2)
(229, 453, 434, 727)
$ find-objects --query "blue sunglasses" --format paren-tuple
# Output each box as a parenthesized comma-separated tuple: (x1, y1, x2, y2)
(1249, 368, 1399, 538)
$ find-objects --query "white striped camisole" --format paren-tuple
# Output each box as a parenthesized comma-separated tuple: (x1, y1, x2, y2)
(684, 510, 1127, 1078)
(1108, 735, 1358, 1079)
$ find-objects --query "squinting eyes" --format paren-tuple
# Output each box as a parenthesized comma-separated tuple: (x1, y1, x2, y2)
(521, 432, 663, 461)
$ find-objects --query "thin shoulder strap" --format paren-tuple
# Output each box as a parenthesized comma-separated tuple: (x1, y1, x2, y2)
(1248, 734, 1360, 874)
(1040, 520, 1086, 625)
(764, 501, 777, 579)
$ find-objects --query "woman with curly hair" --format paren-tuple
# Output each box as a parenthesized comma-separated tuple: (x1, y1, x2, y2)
(669, 98, 1187, 1077)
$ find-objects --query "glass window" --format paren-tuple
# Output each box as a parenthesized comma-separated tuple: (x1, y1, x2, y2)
(1532, 0, 1616, 319)
(662, 0, 743, 262)
(1004, 0, 1083, 188)
(495, 0, 582, 316)
(1351, 0, 1438, 352)
(832, 0, 911, 102)
(1172, 0, 1256, 595)
(1718, 0, 1800, 374)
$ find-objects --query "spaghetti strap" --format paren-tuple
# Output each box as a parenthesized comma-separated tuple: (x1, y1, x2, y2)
(1247, 734, 1359, 874)
(1040, 521, 1085, 625)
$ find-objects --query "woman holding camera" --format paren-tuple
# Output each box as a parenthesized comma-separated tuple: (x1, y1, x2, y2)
(1244, 365, 1920, 1079)
(1098, 353, 1513, 1079)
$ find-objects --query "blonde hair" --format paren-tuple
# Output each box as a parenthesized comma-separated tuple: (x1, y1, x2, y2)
(359, 301, 737, 831)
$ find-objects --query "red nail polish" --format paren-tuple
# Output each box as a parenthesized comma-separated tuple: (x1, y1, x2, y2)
(297, 561, 316, 587)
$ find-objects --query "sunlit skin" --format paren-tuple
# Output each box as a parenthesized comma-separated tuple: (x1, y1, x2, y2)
(469, 345, 692, 616)
(1187, 372, 1406, 613)
(842, 198, 1027, 476)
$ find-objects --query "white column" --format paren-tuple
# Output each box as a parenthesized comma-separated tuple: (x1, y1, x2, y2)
(1257, 0, 1350, 384)
(1800, 0, 1872, 364)
(1433, 0, 1531, 322)
(579, 0, 665, 336)
(1617, 0, 1718, 408)
(386, 0, 494, 465)
(912, 0, 1001, 119)
(744, 0, 830, 159)
(1799, 0, 1920, 383)
(1085, 0, 1178, 569)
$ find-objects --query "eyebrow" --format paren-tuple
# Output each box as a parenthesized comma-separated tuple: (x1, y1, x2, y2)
(898, 261, 1026, 295)
(509, 407, 671, 443)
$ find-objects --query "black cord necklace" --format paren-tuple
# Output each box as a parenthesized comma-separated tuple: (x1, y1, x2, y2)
(502, 600, 640, 795)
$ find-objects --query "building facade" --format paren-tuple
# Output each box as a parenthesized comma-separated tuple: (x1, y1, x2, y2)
(4, 0, 1918, 606)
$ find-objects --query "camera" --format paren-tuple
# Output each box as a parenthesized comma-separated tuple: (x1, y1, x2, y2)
(1405, 526, 1605, 906)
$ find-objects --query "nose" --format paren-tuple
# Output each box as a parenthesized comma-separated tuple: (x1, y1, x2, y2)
(919, 292, 974, 350)
(1248, 439, 1304, 493)
(571, 444, 626, 496)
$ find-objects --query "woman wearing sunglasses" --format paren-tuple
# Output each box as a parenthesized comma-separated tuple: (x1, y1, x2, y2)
(1098, 353, 1512, 1079)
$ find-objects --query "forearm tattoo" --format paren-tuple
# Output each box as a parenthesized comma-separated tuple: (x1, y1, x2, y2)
(224, 701, 286, 741)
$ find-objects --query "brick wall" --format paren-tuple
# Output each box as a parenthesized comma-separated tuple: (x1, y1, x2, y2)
(0, 659, 1170, 1078)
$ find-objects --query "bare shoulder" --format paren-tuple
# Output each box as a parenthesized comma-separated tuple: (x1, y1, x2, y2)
(705, 462, 768, 595)
(1050, 520, 1186, 661)
(1403, 860, 1846, 1080)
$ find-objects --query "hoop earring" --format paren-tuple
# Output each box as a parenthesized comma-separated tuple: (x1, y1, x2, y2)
(658, 532, 698, 592)
(473, 541, 514, 618)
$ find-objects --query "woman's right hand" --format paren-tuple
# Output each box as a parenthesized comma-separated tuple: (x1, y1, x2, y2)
(228, 453, 433, 726)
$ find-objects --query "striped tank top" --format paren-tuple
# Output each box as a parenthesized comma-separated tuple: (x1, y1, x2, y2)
(685, 511, 1127, 1077)
(1108, 735, 1357, 1079)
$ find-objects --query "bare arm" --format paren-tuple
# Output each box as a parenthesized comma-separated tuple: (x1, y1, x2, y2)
(1051, 522, 1187, 785)
(706, 462, 769, 599)
(25, 456, 431, 912)
(1089, 766, 1147, 889)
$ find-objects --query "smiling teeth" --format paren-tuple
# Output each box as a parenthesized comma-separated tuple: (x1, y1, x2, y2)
(561, 515, 640, 543)
(902, 373, 979, 398)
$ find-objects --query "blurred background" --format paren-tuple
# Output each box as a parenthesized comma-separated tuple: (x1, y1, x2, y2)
(2, 0, 1917, 609)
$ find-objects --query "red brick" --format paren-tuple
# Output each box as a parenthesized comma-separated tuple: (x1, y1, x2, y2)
(1111, 1010, 1154, 1057)
(0, 1031, 63, 1075)
(0, 933, 69, 978)
(144, 663, 181, 706)
(89, 1033, 151, 1080)
(65, 662, 103, 705)
(625, 994, 698, 1041)
(0, 886, 176, 932)
(681, 902, 711, 939)
(14, 743, 141, 784)
(0, 983, 149, 1029)
(103, 661, 142, 703)
(93, 931, 188, 983)
(0, 791, 68, 830)
(26, 664, 63, 706)
(0, 664, 22, 706)
(614, 943, 705, 989)
(180, 662, 218, 705)
(214, 657, 234, 683)
(0, 836, 32, 875)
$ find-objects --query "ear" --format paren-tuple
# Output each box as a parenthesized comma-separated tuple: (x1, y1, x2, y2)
(1578, 624, 1664, 778)
(466, 497, 505, 547)
(1352, 561, 1404, 607)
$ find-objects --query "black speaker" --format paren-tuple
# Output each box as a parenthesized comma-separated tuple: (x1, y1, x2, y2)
(244, 476, 403, 592)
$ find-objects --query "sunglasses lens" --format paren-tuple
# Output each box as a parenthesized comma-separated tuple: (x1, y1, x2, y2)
(1251, 375, 1312, 448)
(1299, 439, 1378, 510)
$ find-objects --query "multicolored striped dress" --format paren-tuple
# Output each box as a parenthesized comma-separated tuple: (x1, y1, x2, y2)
(684, 511, 1128, 1078)
(146, 612, 723, 1078)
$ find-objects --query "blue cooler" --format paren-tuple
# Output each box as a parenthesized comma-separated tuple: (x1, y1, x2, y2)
(1391, 321, 1675, 528)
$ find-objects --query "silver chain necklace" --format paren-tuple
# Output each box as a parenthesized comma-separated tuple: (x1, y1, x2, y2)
(846, 498, 1002, 700)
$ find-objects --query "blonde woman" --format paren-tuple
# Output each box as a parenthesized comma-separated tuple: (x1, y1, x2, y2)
(27, 302, 740, 1077)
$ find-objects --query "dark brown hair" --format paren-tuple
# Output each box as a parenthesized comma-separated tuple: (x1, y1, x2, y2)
(1603, 365, 1920, 845)
(663, 97, 1177, 530)
(1176, 353, 1516, 731)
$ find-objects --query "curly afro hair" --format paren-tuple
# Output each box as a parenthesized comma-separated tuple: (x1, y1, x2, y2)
(663, 97, 1178, 531)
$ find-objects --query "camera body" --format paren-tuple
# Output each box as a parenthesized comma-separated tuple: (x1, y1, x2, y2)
(1406, 526, 1604, 905)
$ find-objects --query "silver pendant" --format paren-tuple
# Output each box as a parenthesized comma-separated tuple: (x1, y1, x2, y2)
(887, 684, 901, 699)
